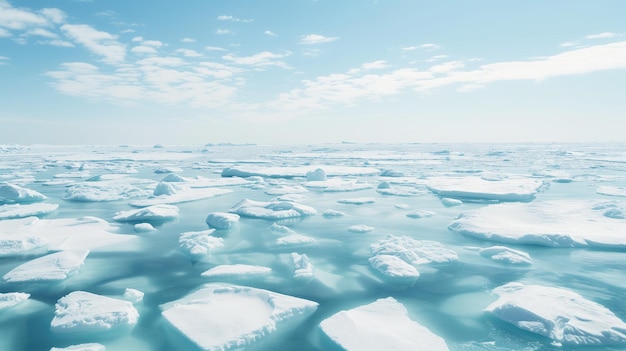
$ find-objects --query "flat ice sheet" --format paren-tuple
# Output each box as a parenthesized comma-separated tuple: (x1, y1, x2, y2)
(3, 250, 89, 282)
(160, 283, 318, 351)
(113, 204, 179, 223)
(371, 235, 459, 265)
(0, 203, 58, 220)
(427, 176, 545, 201)
(201, 264, 272, 279)
(319, 297, 449, 351)
(449, 200, 626, 248)
(222, 165, 379, 178)
(129, 185, 232, 207)
(229, 199, 316, 220)
(0, 183, 47, 204)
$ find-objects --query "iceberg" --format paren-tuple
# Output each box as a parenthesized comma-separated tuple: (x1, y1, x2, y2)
(205, 212, 240, 229)
(3, 250, 89, 283)
(160, 283, 318, 351)
(0, 203, 59, 220)
(485, 282, 626, 346)
(427, 176, 545, 202)
(0, 292, 30, 310)
(0, 183, 47, 204)
(229, 199, 316, 220)
(319, 297, 449, 351)
(113, 204, 179, 224)
(51, 291, 139, 334)
(449, 200, 626, 248)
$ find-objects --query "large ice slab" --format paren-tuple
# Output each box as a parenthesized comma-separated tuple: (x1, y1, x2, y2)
(160, 283, 318, 351)
(485, 282, 626, 346)
(3, 250, 89, 283)
(319, 297, 449, 351)
(449, 200, 626, 248)
(129, 182, 232, 207)
(0, 292, 30, 310)
(229, 199, 316, 220)
(0, 203, 59, 220)
(64, 180, 150, 202)
(113, 204, 179, 224)
(222, 165, 379, 178)
(427, 176, 545, 202)
(51, 291, 139, 334)
(371, 235, 459, 265)
(0, 183, 47, 204)
(178, 229, 223, 259)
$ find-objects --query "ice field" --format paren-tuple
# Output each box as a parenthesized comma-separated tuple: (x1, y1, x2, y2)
(2, 142, 626, 351)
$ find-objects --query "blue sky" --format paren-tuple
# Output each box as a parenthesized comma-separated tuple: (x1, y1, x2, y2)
(1, 0, 625, 145)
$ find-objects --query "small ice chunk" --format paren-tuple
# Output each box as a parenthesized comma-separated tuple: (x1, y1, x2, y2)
(291, 253, 313, 280)
(0, 183, 47, 204)
(161, 173, 187, 182)
(3, 250, 89, 283)
(270, 223, 296, 234)
(50, 343, 106, 351)
(123, 288, 144, 303)
(0, 203, 59, 220)
(0, 292, 30, 310)
(153, 181, 179, 196)
(406, 209, 436, 219)
(395, 203, 410, 209)
(478, 246, 532, 265)
(276, 234, 316, 247)
(348, 224, 374, 233)
(380, 169, 405, 177)
(306, 168, 327, 181)
(371, 235, 458, 265)
(320, 297, 449, 351)
(201, 264, 272, 279)
(441, 198, 463, 207)
(337, 197, 376, 205)
(485, 282, 626, 345)
(155, 166, 183, 173)
(369, 255, 420, 286)
(178, 229, 223, 258)
(229, 199, 316, 220)
(113, 204, 179, 224)
(51, 291, 139, 334)
(206, 212, 240, 229)
(160, 283, 319, 351)
(323, 209, 345, 217)
(134, 223, 156, 233)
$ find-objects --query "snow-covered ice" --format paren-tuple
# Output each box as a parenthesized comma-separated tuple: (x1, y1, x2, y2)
(597, 185, 626, 197)
(303, 178, 373, 192)
(123, 288, 144, 303)
(485, 282, 626, 346)
(3, 250, 89, 283)
(129, 183, 231, 207)
(322, 209, 345, 217)
(160, 283, 318, 351)
(201, 264, 272, 279)
(0, 183, 47, 204)
(205, 212, 240, 229)
(229, 199, 316, 220)
(290, 253, 314, 280)
(427, 176, 545, 202)
(113, 204, 179, 223)
(50, 344, 106, 351)
(319, 297, 449, 351)
(0, 292, 30, 310)
(478, 246, 532, 265)
(0, 203, 59, 219)
(222, 165, 378, 178)
(178, 229, 223, 258)
(348, 224, 374, 233)
(371, 235, 459, 265)
(406, 209, 436, 219)
(64, 181, 150, 202)
(337, 197, 375, 205)
(368, 255, 420, 286)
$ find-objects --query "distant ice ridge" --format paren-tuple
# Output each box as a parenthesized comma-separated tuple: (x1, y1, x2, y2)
(449, 200, 626, 248)
(485, 282, 626, 346)
(0, 183, 47, 204)
(221, 165, 379, 178)
(160, 283, 318, 351)
(3, 250, 89, 283)
(51, 291, 139, 334)
(320, 297, 449, 351)
(427, 176, 546, 202)
(0, 203, 58, 220)
(229, 199, 316, 220)
(0, 292, 30, 310)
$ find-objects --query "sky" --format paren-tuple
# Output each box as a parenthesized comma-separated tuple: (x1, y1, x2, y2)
(1, 0, 626, 145)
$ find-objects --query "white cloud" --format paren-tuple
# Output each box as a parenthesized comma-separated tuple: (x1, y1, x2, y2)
(585, 32, 617, 40)
(560, 41, 579, 47)
(264, 30, 276, 36)
(62, 24, 126, 64)
(175, 48, 202, 57)
(131, 36, 143, 42)
(425, 54, 449, 62)
(222, 51, 290, 67)
(26, 28, 56, 38)
(40, 8, 66, 24)
(216, 29, 231, 35)
(217, 15, 252, 23)
(131, 45, 158, 54)
(0, 27, 11, 37)
(361, 60, 389, 70)
(419, 43, 440, 50)
(0, 3, 49, 30)
(136, 56, 186, 67)
(142, 40, 163, 48)
(0, 55, 8, 64)
(299, 34, 339, 45)
(205, 46, 227, 52)
(181, 37, 195, 43)
(46, 39, 74, 47)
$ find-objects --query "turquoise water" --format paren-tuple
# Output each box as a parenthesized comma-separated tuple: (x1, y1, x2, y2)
(1, 143, 626, 350)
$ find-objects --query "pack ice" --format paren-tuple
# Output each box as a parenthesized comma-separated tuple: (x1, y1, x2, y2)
(427, 176, 545, 202)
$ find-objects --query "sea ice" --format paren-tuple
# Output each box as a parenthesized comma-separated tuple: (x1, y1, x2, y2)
(275, 233, 317, 247)
(0, 292, 30, 310)
(51, 291, 139, 334)
(50, 344, 106, 351)
(376, 182, 421, 196)
(205, 212, 240, 229)
(597, 186, 626, 197)
(303, 178, 373, 192)
(63, 182, 150, 202)
(306, 168, 327, 181)
(348, 224, 375, 233)
(264, 184, 308, 195)
(485, 282, 626, 346)
(427, 176, 545, 202)
(319, 297, 449, 351)
(3, 250, 89, 283)
(200, 264, 272, 279)
(441, 198, 463, 207)
(371, 235, 459, 265)
(406, 209, 436, 219)
(113, 204, 179, 224)
(337, 197, 376, 205)
(0, 203, 59, 220)
(134, 223, 156, 233)
(368, 255, 420, 286)
(160, 283, 318, 351)
(123, 288, 144, 303)
(0, 183, 47, 204)
(322, 209, 345, 217)
(290, 253, 314, 280)
(449, 200, 626, 248)
(178, 229, 223, 258)
(229, 199, 316, 220)
(129, 183, 232, 207)
(478, 246, 532, 265)
(221, 165, 378, 178)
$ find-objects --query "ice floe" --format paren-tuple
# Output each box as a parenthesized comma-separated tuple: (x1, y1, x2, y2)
(264, 184, 308, 195)
(51, 291, 139, 334)
(322, 209, 345, 217)
(178, 229, 223, 259)
(113, 204, 179, 224)
(303, 178, 373, 192)
(478, 246, 532, 265)
(205, 212, 240, 229)
(50, 344, 106, 351)
(485, 282, 626, 346)
(129, 182, 232, 207)
(348, 224, 374, 233)
(337, 197, 375, 205)
(200, 264, 272, 279)
(449, 200, 626, 248)
(368, 255, 420, 286)
(0, 203, 59, 220)
(319, 297, 449, 351)
(0, 292, 30, 310)
(376, 181, 421, 196)
(160, 283, 318, 351)
(427, 176, 545, 202)
(290, 253, 314, 280)
(371, 235, 459, 265)
(63, 182, 150, 202)
(3, 250, 89, 283)
(306, 168, 327, 181)
(275, 233, 316, 247)
(229, 199, 316, 220)
(222, 165, 379, 178)
(123, 288, 144, 303)
(0, 183, 47, 204)
(441, 197, 463, 207)
(133, 223, 156, 233)
(597, 186, 626, 197)
(406, 209, 436, 219)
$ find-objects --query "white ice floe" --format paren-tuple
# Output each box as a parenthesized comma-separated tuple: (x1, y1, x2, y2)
(129, 182, 232, 207)
(597, 186, 626, 197)
(306, 168, 327, 181)
(3, 250, 89, 283)
(178, 229, 223, 258)
(201, 264, 272, 279)
(368, 255, 420, 286)
(441, 198, 463, 207)
(485, 282, 626, 346)
(276, 233, 316, 247)
(154, 166, 183, 173)
(371, 235, 459, 265)
(123, 288, 144, 303)
(229, 199, 316, 220)
(337, 197, 376, 205)
(376, 182, 421, 196)
(322, 209, 345, 217)
(205, 212, 240, 229)
(406, 209, 436, 219)
(64, 182, 150, 202)
(0, 292, 30, 310)
(0, 183, 47, 204)
(222, 165, 379, 178)
(380, 169, 406, 177)
(320, 297, 449, 351)
(0, 203, 59, 220)
(348, 224, 374, 233)
(113, 204, 179, 223)
(160, 283, 318, 351)
(303, 179, 373, 192)
(449, 200, 626, 248)
(50, 343, 106, 351)
(291, 253, 314, 280)
(427, 176, 545, 202)
(51, 291, 139, 334)
(134, 223, 156, 233)
(264, 184, 308, 195)
(478, 246, 532, 265)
